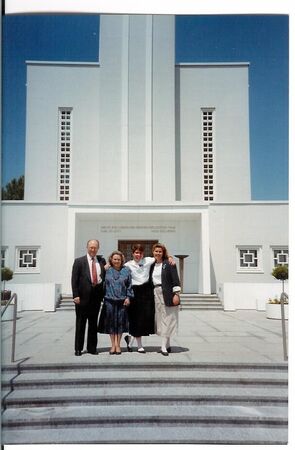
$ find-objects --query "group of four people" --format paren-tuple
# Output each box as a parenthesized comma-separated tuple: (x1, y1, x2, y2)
(71, 240, 181, 357)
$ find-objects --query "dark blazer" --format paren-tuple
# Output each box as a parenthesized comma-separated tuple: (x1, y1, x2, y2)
(150, 259, 181, 307)
(71, 255, 106, 306)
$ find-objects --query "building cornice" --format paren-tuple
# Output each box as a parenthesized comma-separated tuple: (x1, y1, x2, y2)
(1, 201, 68, 206)
(26, 61, 100, 67)
(25, 61, 250, 69)
(176, 62, 250, 68)
(1, 200, 288, 207)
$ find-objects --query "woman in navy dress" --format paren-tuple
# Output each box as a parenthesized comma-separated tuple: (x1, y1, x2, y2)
(124, 244, 156, 353)
(98, 251, 133, 354)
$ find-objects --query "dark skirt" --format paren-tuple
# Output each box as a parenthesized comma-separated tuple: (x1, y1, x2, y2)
(98, 298, 129, 334)
(128, 282, 155, 337)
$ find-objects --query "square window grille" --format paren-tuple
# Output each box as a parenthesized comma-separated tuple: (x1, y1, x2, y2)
(272, 248, 288, 267)
(237, 247, 263, 272)
(15, 247, 40, 273)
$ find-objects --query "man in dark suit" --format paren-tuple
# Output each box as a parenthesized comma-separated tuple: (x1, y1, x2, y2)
(71, 239, 106, 356)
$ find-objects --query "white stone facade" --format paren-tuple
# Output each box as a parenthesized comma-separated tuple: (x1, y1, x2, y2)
(1, 15, 288, 311)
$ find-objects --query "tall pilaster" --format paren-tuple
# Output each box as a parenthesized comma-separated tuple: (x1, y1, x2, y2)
(98, 14, 176, 202)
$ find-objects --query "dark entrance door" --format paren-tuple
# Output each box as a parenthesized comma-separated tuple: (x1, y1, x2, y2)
(118, 240, 158, 262)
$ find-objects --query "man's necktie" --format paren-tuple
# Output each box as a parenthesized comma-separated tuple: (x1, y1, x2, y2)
(92, 257, 98, 285)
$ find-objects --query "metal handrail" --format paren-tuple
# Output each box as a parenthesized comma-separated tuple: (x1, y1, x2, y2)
(281, 292, 288, 302)
(1, 292, 15, 315)
(280, 291, 288, 361)
(1, 292, 18, 362)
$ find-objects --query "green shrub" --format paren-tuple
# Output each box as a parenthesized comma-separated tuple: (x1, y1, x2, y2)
(272, 265, 288, 280)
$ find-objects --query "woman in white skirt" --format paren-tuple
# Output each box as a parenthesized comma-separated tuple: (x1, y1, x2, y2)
(124, 243, 176, 353)
(150, 243, 181, 356)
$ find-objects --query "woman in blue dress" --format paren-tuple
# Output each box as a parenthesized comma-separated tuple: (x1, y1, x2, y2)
(98, 251, 133, 354)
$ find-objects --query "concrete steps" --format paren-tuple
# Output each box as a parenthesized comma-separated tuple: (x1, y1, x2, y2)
(1, 362, 288, 444)
(1, 426, 287, 445)
(56, 294, 74, 311)
(180, 294, 223, 310)
(57, 293, 224, 311)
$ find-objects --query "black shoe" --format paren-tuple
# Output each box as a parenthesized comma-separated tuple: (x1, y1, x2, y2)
(161, 350, 169, 356)
(75, 351, 82, 356)
(87, 349, 98, 355)
(124, 335, 132, 352)
(167, 347, 172, 353)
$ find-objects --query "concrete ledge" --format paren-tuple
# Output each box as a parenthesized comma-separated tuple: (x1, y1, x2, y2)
(7, 283, 62, 312)
(219, 282, 288, 311)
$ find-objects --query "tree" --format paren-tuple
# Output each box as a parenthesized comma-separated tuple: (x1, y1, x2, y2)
(272, 264, 288, 361)
(1, 267, 13, 291)
(1, 175, 24, 200)
(1, 267, 13, 301)
(272, 264, 288, 298)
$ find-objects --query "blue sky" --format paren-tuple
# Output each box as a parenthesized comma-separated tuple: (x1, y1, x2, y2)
(2, 14, 289, 200)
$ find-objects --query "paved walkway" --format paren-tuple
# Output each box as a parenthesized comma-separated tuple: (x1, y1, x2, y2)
(1, 308, 288, 366)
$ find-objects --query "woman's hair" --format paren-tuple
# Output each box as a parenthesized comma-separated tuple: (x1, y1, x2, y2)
(152, 243, 168, 260)
(108, 251, 125, 268)
(132, 243, 144, 254)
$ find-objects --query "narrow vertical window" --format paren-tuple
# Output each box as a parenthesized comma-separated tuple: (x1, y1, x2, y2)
(1, 247, 8, 268)
(202, 109, 215, 202)
(58, 109, 72, 201)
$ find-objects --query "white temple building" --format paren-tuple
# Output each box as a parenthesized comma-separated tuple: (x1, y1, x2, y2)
(2, 14, 288, 311)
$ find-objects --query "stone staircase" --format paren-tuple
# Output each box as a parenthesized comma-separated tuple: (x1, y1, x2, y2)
(1, 362, 288, 444)
(57, 293, 223, 311)
(56, 294, 75, 311)
(180, 294, 223, 310)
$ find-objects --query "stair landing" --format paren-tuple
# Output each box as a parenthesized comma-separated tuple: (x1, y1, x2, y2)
(57, 293, 223, 311)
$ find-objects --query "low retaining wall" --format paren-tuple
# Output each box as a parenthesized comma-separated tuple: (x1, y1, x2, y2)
(5, 283, 62, 312)
(218, 282, 288, 311)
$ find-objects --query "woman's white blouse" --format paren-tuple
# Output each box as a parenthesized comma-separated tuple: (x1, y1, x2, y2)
(152, 262, 162, 286)
(125, 256, 155, 285)
(152, 262, 181, 293)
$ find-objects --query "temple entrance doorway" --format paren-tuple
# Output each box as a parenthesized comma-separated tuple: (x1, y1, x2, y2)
(118, 240, 158, 262)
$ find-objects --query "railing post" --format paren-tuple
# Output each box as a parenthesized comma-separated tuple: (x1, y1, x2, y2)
(11, 294, 18, 362)
(280, 292, 288, 361)
(1, 292, 18, 362)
